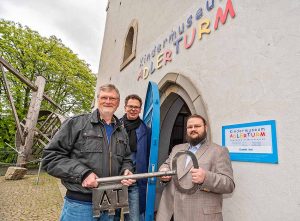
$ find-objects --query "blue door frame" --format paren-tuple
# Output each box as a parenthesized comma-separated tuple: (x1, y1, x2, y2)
(143, 81, 160, 221)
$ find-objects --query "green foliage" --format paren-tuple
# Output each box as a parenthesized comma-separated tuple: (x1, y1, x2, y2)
(0, 19, 96, 163)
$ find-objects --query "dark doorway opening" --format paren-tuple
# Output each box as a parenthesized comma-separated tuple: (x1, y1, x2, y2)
(168, 103, 191, 154)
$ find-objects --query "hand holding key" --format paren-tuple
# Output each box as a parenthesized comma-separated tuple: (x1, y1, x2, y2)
(121, 169, 136, 186)
(82, 172, 99, 188)
(159, 167, 172, 182)
(190, 167, 206, 184)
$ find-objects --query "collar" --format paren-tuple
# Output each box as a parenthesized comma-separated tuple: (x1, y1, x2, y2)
(99, 114, 116, 125)
(188, 143, 201, 151)
(90, 109, 119, 126)
(188, 138, 207, 150)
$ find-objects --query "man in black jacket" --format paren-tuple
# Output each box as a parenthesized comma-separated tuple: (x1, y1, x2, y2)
(42, 84, 134, 221)
(114, 94, 150, 221)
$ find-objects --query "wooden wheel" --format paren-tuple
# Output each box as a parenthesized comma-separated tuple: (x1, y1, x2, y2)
(15, 110, 65, 161)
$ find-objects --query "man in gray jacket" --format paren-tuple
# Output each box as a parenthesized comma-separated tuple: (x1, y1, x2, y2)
(42, 84, 134, 221)
(157, 114, 235, 221)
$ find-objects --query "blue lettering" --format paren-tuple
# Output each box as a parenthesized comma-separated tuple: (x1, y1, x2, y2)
(206, 0, 214, 11)
(173, 36, 183, 54)
(157, 44, 161, 53)
(146, 53, 151, 62)
(169, 31, 177, 43)
(151, 46, 156, 58)
(163, 38, 168, 48)
(178, 23, 185, 35)
(186, 15, 193, 28)
(150, 61, 155, 74)
(195, 7, 203, 20)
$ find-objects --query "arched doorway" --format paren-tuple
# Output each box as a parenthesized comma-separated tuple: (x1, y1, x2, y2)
(158, 73, 210, 167)
(158, 93, 191, 166)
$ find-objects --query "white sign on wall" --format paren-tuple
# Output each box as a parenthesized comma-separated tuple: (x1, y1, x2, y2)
(222, 120, 278, 163)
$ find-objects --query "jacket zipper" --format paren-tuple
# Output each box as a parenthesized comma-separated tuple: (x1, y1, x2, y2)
(103, 124, 120, 177)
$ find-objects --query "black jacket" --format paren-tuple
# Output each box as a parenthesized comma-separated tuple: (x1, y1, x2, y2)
(42, 109, 132, 196)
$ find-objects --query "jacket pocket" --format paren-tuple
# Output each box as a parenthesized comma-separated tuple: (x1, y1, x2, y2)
(81, 130, 103, 152)
(202, 206, 222, 214)
(116, 137, 127, 156)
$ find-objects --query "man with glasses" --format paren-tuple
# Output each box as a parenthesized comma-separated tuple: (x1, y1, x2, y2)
(115, 94, 150, 221)
(42, 84, 135, 221)
(156, 114, 235, 221)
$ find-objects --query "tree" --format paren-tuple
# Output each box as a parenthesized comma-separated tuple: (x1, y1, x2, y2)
(0, 19, 96, 163)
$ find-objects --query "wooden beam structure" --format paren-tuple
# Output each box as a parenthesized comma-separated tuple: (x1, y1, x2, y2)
(0, 56, 62, 111)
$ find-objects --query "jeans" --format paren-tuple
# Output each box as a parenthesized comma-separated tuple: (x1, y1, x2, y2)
(139, 212, 145, 221)
(60, 197, 114, 221)
(114, 184, 141, 221)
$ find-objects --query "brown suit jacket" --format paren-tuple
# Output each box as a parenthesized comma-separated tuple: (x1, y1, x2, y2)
(156, 141, 235, 221)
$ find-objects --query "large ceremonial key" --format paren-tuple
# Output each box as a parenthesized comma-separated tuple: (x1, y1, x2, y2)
(96, 170, 176, 183)
(92, 151, 199, 217)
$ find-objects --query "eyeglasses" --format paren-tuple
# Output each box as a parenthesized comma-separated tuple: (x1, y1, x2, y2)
(187, 124, 204, 130)
(126, 105, 141, 110)
(99, 96, 119, 102)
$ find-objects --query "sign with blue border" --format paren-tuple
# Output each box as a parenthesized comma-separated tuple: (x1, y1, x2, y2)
(222, 120, 278, 163)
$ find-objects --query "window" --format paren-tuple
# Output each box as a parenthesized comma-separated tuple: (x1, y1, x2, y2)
(120, 19, 138, 71)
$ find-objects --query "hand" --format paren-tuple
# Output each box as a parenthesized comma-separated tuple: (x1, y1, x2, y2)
(190, 167, 206, 184)
(82, 172, 99, 188)
(121, 169, 136, 186)
(159, 167, 172, 182)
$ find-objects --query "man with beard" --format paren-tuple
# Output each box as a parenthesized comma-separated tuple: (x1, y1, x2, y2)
(156, 114, 235, 221)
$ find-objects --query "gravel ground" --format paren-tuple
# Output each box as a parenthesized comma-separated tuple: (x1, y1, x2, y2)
(0, 172, 63, 221)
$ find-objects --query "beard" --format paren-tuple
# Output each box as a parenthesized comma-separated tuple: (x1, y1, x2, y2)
(186, 130, 207, 146)
(99, 106, 115, 116)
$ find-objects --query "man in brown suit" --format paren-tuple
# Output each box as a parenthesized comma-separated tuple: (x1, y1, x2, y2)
(156, 114, 235, 221)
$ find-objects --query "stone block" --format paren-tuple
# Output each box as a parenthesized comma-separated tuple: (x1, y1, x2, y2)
(5, 167, 27, 180)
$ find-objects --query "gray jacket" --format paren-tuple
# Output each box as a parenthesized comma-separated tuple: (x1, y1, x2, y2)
(42, 109, 132, 194)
